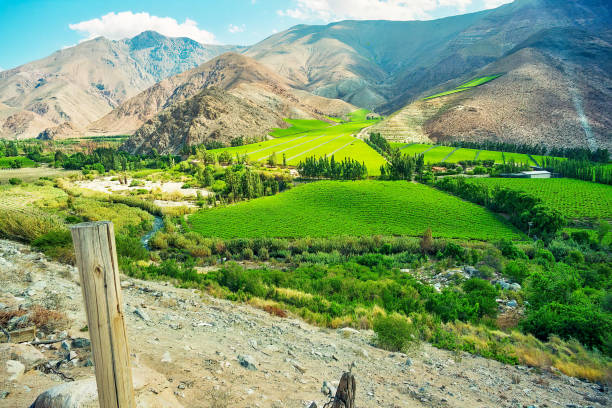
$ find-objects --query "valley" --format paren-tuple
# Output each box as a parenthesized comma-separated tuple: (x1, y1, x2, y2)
(0, 1, 611, 407)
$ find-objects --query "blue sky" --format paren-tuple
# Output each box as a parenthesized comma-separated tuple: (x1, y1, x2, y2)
(0, 0, 512, 70)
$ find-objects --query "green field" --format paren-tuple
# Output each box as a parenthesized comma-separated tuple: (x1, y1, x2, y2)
(475, 150, 505, 163)
(269, 119, 331, 137)
(424, 74, 502, 100)
(466, 178, 612, 219)
(0, 156, 37, 168)
(448, 148, 479, 162)
(189, 181, 522, 240)
(422, 146, 457, 164)
(398, 144, 433, 156)
(210, 118, 386, 175)
(503, 152, 536, 165)
(346, 108, 371, 122)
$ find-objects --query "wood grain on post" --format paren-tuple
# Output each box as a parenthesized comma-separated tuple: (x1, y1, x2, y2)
(70, 221, 135, 408)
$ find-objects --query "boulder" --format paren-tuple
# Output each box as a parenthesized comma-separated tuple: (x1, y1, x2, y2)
(0, 343, 45, 371)
(6, 360, 25, 382)
(29, 366, 183, 408)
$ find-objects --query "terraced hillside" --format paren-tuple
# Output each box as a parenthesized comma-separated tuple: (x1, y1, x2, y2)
(189, 181, 522, 241)
(209, 118, 386, 175)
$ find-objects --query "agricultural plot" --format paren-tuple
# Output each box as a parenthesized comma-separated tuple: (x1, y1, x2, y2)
(209, 118, 385, 175)
(189, 181, 522, 241)
(467, 178, 612, 220)
(269, 119, 331, 137)
(424, 74, 502, 100)
(346, 108, 371, 122)
(398, 144, 433, 156)
(423, 146, 457, 164)
(503, 152, 536, 165)
(448, 148, 479, 162)
(476, 150, 505, 164)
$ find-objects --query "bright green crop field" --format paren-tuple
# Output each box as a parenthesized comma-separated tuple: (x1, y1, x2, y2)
(423, 146, 457, 164)
(209, 116, 386, 175)
(449, 148, 479, 162)
(466, 178, 612, 219)
(503, 152, 536, 165)
(476, 150, 505, 163)
(424, 74, 502, 100)
(189, 181, 522, 240)
(269, 119, 331, 138)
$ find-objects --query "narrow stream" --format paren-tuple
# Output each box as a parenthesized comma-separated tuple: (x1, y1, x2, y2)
(141, 216, 164, 250)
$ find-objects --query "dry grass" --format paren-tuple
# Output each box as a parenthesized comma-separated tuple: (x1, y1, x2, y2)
(0, 306, 69, 333)
(554, 361, 606, 383)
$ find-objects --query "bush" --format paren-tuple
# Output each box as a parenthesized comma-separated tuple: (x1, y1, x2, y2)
(496, 239, 526, 259)
(8, 177, 22, 185)
(442, 242, 467, 262)
(373, 313, 416, 352)
(115, 234, 148, 261)
(503, 260, 530, 284)
(521, 303, 612, 355)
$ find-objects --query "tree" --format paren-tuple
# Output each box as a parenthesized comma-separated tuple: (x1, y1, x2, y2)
(596, 219, 611, 245)
(282, 153, 287, 167)
(267, 152, 277, 167)
(420, 228, 434, 254)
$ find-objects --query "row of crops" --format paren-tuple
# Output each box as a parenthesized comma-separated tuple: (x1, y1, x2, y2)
(209, 118, 386, 175)
(390, 143, 562, 166)
(465, 178, 612, 220)
(189, 180, 522, 241)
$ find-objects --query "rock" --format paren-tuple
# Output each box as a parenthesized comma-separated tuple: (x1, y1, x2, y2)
(30, 366, 184, 408)
(338, 327, 359, 335)
(307, 402, 317, 408)
(321, 381, 336, 397)
(0, 343, 45, 371)
(60, 340, 70, 352)
(509, 283, 521, 291)
(464, 266, 478, 276)
(238, 355, 257, 371)
(83, 359, 94, 367)
(0, 390, 8, 399)
(405, 358, 412, 367)
(134, 308, 151, 322)
(507, 300, 518, 308)
(71, 338, 91, 349)
(161, 351, 172, 363)
(6, 360, 25, 382)
(7, 314, 29, 331)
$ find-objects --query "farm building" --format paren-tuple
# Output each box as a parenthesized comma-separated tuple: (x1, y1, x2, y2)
(500, 170, 552, 179)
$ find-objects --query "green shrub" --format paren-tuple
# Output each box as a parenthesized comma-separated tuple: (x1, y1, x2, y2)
(373, 313, 417, 352)
(503, 260, 530, 284)
(115, 234, 148, 261)
(566, 250, 585, 265)
(8, 177, 22, 185)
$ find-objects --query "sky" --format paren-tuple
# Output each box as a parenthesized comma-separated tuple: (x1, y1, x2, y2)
(0, 0, 513, 70)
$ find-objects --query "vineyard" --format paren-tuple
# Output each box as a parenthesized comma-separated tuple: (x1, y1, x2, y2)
(466, 178, 612, 219)
(189, 181, 523, 240)
(393, 143, 543, 165)
(424, 74, 502, 100)
(209, 118, 386, 175)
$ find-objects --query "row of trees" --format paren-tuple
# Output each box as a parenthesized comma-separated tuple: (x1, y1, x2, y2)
(380, 150, 425, 180)
(542, 158, 612, 185)
(435, 177, 565, 240)
(55, 148, 178, 172)
(297, 155, 368, 180)
(221, 167, 291, 202)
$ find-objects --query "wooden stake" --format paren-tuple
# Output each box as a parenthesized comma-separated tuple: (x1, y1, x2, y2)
(70, 221, 135, 408)
(331, 372, 356, 408)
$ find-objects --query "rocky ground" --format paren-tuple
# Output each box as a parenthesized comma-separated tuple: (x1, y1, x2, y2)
(0, 238, 610, 408)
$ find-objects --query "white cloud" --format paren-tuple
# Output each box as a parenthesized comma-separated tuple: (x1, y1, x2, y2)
(483, 0, 512, 9)
(228, 24, 246, 33)
(69, 11, 216, 44)
(277, 0, 481, 21)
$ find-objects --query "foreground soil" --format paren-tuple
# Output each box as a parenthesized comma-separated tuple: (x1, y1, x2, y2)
(0, 239, 609, 408)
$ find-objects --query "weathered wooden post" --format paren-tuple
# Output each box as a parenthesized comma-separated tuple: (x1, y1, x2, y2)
(327, 372, 356, 408)
(70, 221, 135, 408)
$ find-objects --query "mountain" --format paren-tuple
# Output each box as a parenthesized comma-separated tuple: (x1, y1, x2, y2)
(0, 31, 242, 140)
(370, 27, 612, 150)
(246, 0, 611, 113)
(117, 53, 355, 154)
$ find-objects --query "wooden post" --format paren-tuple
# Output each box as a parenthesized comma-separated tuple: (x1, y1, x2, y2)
(331, 372, 356, 408)
(70, 222, 135, 408)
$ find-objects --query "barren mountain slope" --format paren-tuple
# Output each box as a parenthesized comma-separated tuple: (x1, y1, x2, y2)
(95, 53, 354, 153)
(371, 28, 612, 150)
(0, 31, 240, 140)
(2, 239, 610, 408)
(247, 0, 611, 113)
